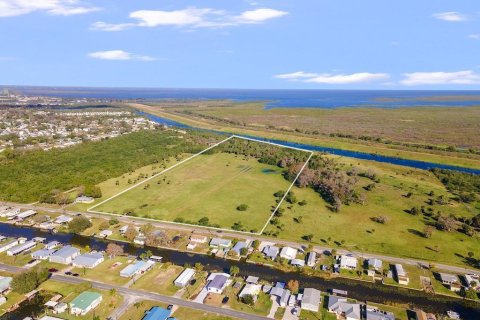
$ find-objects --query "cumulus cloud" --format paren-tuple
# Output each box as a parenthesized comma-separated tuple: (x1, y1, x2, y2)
(0, 0, 100, 17)
(432, 11, 467, 22)
(88, 50, 155, 61)
(92, 7, 288, 31)
(400, 70, 480, 86)
(468, 34, 480, 40)
(275, 71, 389, 84)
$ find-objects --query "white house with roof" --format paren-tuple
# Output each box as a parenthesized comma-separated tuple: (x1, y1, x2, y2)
(262, 245, 279, 260)
(120, 260, 155, 278)
(438, 273, 461, 292)
(49, 246, 80, 264)
(31, 248, 55, 260)
(339, 255, 358, 270)
(464, 274, 480, 290)
(394, 264, 409, 285)
(206, 273, 230, 294)
(174, 268, 196, 288)
(0, 239, 19, 253)
(270, 285, 291, 307)
(306, 252, 317, 267)
(327, 295, 361, 320)
(209, 238, 232, 248)
(279, 247, 297, 260)
(368, 258, 383, 271)
(69, 291, 102, 316)
(239, 283, 262, 300)
(72, 252, 104, 269)
(7, 240, 36, 256)
(291, 259, 305, 267)
(54, 215, 72, 224)
(302, 288, 321, 312)
(0, 276, 13, 294)
(45, 241, 61, 250)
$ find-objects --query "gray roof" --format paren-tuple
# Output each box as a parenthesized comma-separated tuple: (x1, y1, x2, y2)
(208, 274, 228, 290)
(270, 286, 285, 297)
(73, 252, 103, 267)
(262, 245, 279, 258)
(51, 245, 80, 259)
(210, 238, 232, 247)
(366, 309, 395, 320)
(32, 248, 55, 258)
(246, 276, 259, 284)
(368, 258, 383, 269)
(302, 288, 321, 307)
(439, 273, 458, 283)
(231, 241, 248, 254)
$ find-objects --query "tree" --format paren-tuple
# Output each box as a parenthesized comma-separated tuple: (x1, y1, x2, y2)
(240, 247, 249, 256)
(11, 267, 49, 294)
(106, 243, 124, 258)
(230, 265, 240, 277)
(68, 216, 92, 233)
(109, 218, 119, 226)
(252, 240, 260, 250)
(287, 279, 299, 294)
(304, 234, 314, 242)
(241, 294, 255, 305)
(194, 262, 204, 272)
(236, 204, 249, 211)
(464, 288, 478, 300)
(124, 225, 137, 241)
(437, 215, 457, 232)
(423, 226, 434, 238)
(99, 220, 109, 231)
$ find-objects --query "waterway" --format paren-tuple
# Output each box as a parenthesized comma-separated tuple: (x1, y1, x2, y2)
(0, 223, 479, 319)
(142, 112, 480, 175)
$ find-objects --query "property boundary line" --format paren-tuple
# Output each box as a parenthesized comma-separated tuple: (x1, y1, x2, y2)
(88, 134, 314, 235)
(259, 151, 314, 235)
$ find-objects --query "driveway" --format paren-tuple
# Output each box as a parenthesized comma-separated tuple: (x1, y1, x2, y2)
(267, 296, 279, 318)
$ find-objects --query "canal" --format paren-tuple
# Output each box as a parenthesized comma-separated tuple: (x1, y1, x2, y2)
(140, 112, 480, 175)
(0, 223, 479, 319)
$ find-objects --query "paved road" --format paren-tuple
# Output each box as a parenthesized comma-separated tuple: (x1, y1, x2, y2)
(2, 201, 478, 275)
(0, 263, 269, 320)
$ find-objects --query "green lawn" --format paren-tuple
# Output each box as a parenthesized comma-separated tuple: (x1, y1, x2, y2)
(71, 256, 131, 286)
(264, 155, 480, 268)
(95, 150, 293, 232)
(131, 263, 183, 296)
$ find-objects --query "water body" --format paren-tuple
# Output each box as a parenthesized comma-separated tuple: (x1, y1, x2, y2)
(143, 112, 480, 175)
(11, 87, 480, 108)
(0, 223, 480, 319)
(0, 223, 479, 318)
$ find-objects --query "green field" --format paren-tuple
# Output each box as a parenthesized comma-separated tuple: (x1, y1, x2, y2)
(93, 143, 296, 232)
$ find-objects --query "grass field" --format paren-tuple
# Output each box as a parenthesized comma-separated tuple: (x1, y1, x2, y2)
(93, 142, 296, 232)
(264, 155, 479, 267)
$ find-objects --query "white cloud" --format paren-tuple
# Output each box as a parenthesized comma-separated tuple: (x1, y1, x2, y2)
(0, 0, 100, 17)
(92, 7, 288, 31)
(468, 34, 480, 40)
(88, 50, 155, 61)
(401, 70, 480, 86)
(275, 71, 389, 84)
(432, 11, 467, 22)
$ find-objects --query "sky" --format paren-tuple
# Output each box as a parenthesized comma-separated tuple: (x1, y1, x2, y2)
(1, 0, 480, 89)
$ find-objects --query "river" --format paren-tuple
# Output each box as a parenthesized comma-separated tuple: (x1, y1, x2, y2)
(0, 223, 479, 319)
(141, 112, 480, 175)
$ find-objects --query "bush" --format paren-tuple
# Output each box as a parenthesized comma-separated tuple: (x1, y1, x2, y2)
(236, 204, 249, 211)
(68, 216, 92, 233)
(12, 267, 49, 294)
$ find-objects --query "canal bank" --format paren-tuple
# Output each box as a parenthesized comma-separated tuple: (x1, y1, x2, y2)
(0, 223, 479, 318)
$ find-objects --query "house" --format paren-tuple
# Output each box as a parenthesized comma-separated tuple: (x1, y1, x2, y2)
(209, 238, 232, 248)
(49, 246, 80, 264)
(54, 215, 72, 224)
(134, 235, 146, 245)
(438, 273, 461, 292)
(120, 260, 155, 278)
(279, 247, 297, 260)
(306, 252, 317, 267)
(231, 241, 249, 256)
(186, 242, 197, 250)
(415, 309, 437, 320)
(98, 230, 112, 238)
(15, 210, 36, 221)
(366, 306, 395, 320)
(270, 284, 291, 307)
(368, 258, 383, 271)
(7, 240, 36, 256)
(0, 276, 13, 294)
(291, 259, 305, 267)
(69, 291, 102, 316)
(53, 302, 68, 314)
(72, 252, 104, 269)
(394, 264, 409, 285)
(119, 225, 129, 234)
(302, 288, 321, 312)
(239, 283, 262, 299)
(190, 234, 208, 243)
(464, 274, 480, 290)
(206, 273, 230, 294)
(31, 248, 55, 260)
(45, 241, 61, 250)
(142, 307, 172, 320)
(245, 276, 259, 284)
(75, 196, 94, 204)
(327, 295, 361, 320)
(0, 239, 19, 253)
(174, 268, 196, 287)
(340, 255, 358, 270)
(262, 245, 279, 260)
(39, 222, 55, 230)
(32, 237, 46, 243)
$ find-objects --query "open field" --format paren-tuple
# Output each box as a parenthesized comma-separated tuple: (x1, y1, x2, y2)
(264, 155, 480, 267)
(93, 140, 298, 232)
(130, 103, 480, 169)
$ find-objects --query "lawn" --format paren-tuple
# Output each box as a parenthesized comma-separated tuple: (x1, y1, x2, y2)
(94, 143, 295, 232)
(39, 279, 123, 320)
(131, 263, 184, 296)
(71, 256, 132, 286)
(264, 155, 480, 268)
(119, 300, 234, 320)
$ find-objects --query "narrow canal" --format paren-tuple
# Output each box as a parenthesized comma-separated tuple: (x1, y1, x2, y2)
(0, 223, 479, 319)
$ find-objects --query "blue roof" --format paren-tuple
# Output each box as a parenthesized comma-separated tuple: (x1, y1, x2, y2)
(120, 260, 147, 277)
(51, 245, 79, 258)
(142, 307, 171, 320)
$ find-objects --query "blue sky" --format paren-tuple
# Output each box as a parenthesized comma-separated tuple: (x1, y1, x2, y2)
(1, 0, 479, 89)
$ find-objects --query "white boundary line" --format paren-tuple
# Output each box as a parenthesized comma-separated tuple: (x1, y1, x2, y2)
(88, 134, 313, 235)
(259, 151, 313, 235)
